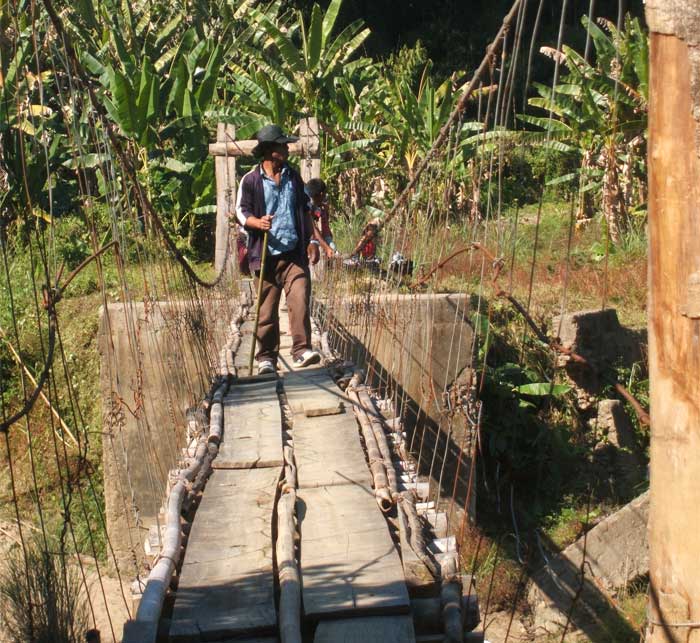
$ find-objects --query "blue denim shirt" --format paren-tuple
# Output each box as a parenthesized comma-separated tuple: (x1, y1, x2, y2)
(262, 165, 298, 255)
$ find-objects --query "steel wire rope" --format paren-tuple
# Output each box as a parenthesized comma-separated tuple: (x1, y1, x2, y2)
(427, 124, 469, 513)
(18, 19, 130, 622)
(557, 4, 626, 638)
(583, 0, 597, 63)
(0, 335, 36, 639)
(44, 10, 152, 608)
(480, 535, 504, 638)
(1, 191, 81, 639)
(489, 27, 509, 232)
(490, 1, 599, 630)
(501, 0, 529, 133)
(84, 133, 151, 581)
(54, 319, 130, 627)
(440, 14, 525, 519)
(78, 110, 178, 578)
(43, 333, 106, 639)
(600, 0, 626, 313)
(502, 536, 530, 642)
(0, 216, 51, 565)
(524, 0, 570, 315)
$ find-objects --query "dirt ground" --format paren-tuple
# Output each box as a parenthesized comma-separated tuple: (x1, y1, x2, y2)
(483, 610, 532, 642)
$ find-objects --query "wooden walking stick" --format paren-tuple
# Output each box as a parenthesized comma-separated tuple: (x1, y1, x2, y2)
(248, 231, 269, 376)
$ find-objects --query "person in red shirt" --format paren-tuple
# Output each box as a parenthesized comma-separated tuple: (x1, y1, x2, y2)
(359, 225, 377, 259)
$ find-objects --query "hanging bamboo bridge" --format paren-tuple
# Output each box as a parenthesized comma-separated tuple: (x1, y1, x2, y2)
(115, 281, 482, 643)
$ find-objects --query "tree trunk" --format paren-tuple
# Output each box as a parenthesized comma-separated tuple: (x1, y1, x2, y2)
(576, 149, 595, 225)
(646, 2, 700, 640)
(601, 142, 626, 244)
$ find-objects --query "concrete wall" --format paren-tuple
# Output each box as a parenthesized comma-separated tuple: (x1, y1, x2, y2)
(528, 491, 649, 639)
(98, 300, 226, 571)
(319, 292, 476, 510)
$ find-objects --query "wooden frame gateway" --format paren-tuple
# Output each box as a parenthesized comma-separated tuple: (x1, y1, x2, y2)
(208, 117, 320, 273)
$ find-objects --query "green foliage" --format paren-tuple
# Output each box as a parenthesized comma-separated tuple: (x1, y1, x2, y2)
(516, 14, 648, 238)
(474, 306, 576, 490)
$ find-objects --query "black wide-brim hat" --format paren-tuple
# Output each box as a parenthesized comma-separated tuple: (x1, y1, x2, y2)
(252, 124, 299, 157)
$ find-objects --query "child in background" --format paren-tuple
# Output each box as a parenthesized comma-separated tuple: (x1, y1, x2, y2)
(359, 222, 378, 260)
(360, 222, 380, 272)
(305, 179, 337, 259)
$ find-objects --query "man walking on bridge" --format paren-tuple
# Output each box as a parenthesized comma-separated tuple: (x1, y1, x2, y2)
(236, 124, 322, 375)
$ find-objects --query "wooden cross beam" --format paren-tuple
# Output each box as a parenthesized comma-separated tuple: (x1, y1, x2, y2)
(209, 117, 320, 273)
(208, 135, 319, 158)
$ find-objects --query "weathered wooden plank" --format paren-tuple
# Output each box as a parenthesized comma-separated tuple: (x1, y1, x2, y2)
(170, 468, 280, 641)
(234, 322, 256, 373)
(313, 616, 416, 643)
(233, 372, 279, 385)
(283, 367, 346, 417)
(293, 412, 372, 489)
(215, 381, 282, 469)
(234, 319, 293, 374)
(209, 138, 317, 158)
(298, 484, 410, 619)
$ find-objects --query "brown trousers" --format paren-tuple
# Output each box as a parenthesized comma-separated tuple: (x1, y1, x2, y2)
(254, 252, 312, 362)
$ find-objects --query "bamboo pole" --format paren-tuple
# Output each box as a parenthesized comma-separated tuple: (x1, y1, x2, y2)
(398, 491, 441, 579)
(357, 387, 399, 499)
(645, 3, 700, 640)
(249, 232, 269, 376)
(123, 379, 229, 643)
(411, 595, 480, 635)
(207, 383, 226, 446)
(349, 386, 393, 512)
(440, 553, 463, 643)
(282, 444, 297, 493)
(124, 480, 185, 642)
(277, 490, 301, 643)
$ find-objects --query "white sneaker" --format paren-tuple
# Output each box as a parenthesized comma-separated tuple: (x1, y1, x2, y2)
(257, 360, 276, 375)
(293, 349, 321, 368)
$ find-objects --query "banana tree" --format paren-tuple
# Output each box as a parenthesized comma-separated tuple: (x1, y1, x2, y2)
(517, 14, 648, 241)
(375, 63, 460, 182)
(60, 0, 233, 248)
(0, 25, 70, 225)
(247, 0, 371, 121)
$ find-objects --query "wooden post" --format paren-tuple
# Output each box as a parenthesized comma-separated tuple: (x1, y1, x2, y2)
(209, 119, 321, 269)
(214, 123, 236, 275)
(646, 3, 700, 641)
(299, 116, 321, 182)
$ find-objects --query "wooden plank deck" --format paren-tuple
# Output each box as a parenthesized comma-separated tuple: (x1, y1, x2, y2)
(284, 363, 411, 623)
(282, 366, 346, 417)
(169, 467, 281, 641)
(234, 302, 294, 376)
(214, 381, 283, 469)
(170, 303, 412, 640)
(292, 411, 372, 489)
(297, 483, 410, 620)
(314, 616, 416, 643)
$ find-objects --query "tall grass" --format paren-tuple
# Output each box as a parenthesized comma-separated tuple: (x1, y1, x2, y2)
(0, 537, 90, 643)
